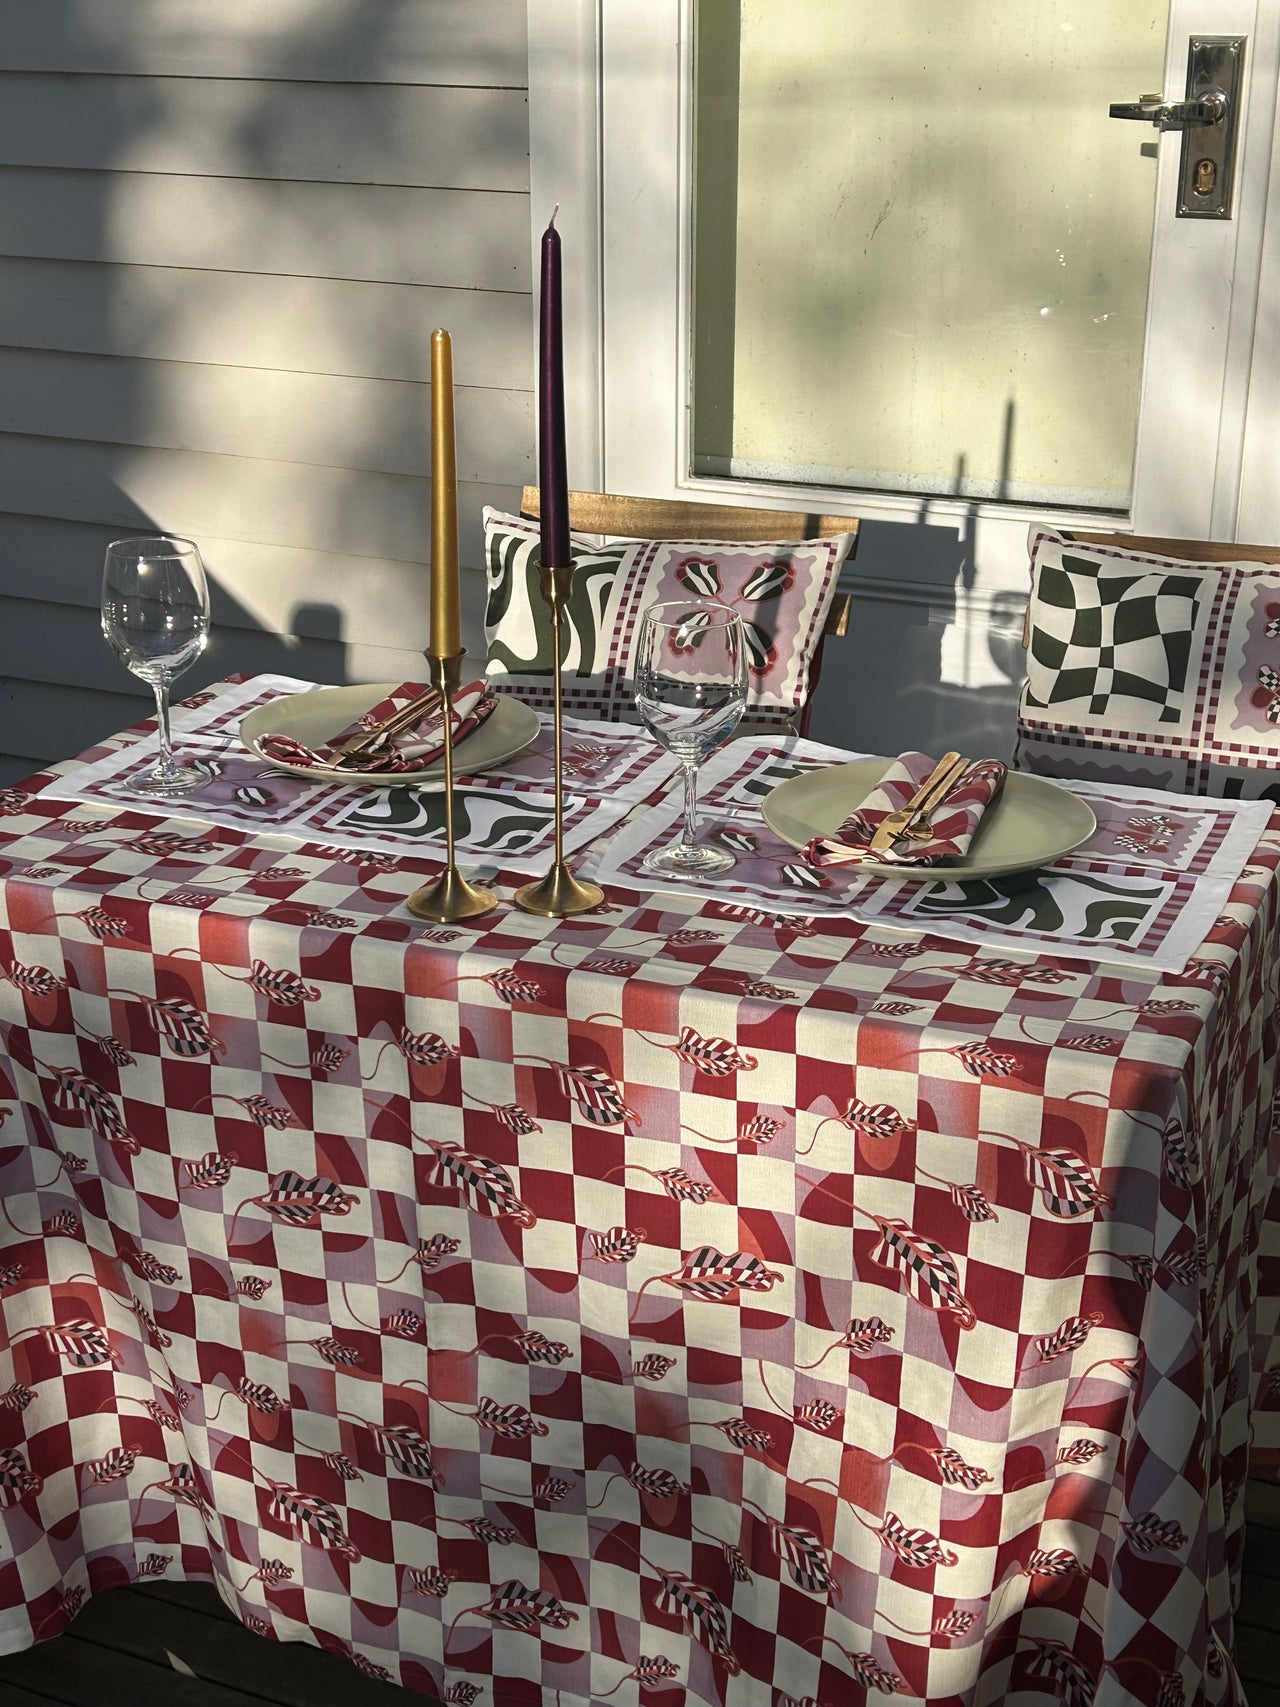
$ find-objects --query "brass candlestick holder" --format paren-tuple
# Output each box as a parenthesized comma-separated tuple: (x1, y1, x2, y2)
(514, 564, 605, 917)
(406, 651, 498, 922)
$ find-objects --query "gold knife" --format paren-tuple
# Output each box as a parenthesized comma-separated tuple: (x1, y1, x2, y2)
(331, 687, 443, 766)
(868, 751, 968, 854)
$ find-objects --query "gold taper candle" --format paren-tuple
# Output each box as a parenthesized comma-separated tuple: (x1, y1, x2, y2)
(428, 328, 462, 658)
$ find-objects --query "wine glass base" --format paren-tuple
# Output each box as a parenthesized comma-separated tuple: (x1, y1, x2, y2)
(124, 760, 205, 798)
(641, 842, 735, 878)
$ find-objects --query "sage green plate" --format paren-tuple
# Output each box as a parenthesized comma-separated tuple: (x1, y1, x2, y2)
(762, 759, 1097, 881)
(239, 685, 541, 786)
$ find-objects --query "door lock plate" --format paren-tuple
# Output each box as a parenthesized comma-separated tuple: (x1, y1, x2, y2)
(1178, 36, 1244, 218)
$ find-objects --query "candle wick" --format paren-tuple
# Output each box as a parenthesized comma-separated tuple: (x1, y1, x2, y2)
(550, 204, 559, 228)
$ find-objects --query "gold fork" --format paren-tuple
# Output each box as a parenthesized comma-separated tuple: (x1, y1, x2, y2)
(330, 687, 443, 767)
(868, 752, 968, 854)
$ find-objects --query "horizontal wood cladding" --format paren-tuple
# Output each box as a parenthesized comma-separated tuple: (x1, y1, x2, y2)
(0, 514, 492, 655)
(0, 594, 484, 704)
(0, 435, 516, 567)
(0, 348, 532, 485)
(0, 168, 530, 290)
(0, 677, 144, 762)
(0, 259, 534, 389)
(0, 0, 529, 87)
(0, 75, 530, 192)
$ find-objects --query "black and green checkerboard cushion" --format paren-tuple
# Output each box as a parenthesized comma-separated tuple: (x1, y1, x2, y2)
(1015, 528, 1280, 798)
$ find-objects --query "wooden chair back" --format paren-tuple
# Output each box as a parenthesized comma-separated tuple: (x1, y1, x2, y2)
(519, 488, 858, 734)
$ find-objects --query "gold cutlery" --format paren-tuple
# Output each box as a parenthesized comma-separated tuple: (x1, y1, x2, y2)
(868, 751, 968, 853)
(331, 687, 443, 767)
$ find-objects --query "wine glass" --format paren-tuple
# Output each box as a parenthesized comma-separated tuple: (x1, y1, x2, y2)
(634, 598, 748, 876)
(101, 536, 211, 796)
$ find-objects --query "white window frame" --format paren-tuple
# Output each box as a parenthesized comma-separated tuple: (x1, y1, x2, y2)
(531, 0, 1280, 545)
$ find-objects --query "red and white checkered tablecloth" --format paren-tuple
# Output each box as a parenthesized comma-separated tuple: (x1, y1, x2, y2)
(1, 686, 1279, 1707)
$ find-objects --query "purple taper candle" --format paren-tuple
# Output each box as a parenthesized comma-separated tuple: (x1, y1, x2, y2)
(538, 209, 570, 568)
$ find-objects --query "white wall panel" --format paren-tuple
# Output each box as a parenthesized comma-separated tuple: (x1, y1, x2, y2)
(0, 168, 529, 290)
(0, 75, 529, 192)
(0, 435, 516, 571)
(0, 259, 534, 389)
(0, 9, 534, 777)
(0, 349, 532, 486)
(0, 1, 528, 86)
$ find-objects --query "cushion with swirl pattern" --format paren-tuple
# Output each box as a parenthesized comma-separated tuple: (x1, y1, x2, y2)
(482, 507, 855, 729)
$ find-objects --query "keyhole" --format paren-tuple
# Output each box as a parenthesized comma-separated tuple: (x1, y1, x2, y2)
(1195, 158, 1217, 196)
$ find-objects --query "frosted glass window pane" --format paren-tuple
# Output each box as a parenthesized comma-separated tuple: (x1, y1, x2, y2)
(692, 1, 1169, 508)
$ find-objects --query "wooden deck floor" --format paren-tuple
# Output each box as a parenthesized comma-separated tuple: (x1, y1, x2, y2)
(1, 1493, 1278, 1705)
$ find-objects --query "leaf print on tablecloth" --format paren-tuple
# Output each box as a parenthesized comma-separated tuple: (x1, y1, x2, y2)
(182, 1151, 237, 1189)
(207, 1377, 290, 1421)
(263, 1478, 359, 1559)
(123, 1248, 181, 1286)
(1122, 1512, 1187, 1552)
(1030, 1313, 1105, 1366)
(318, 1451, 359, 1480)
(867, 1512, 958, 1568)
(798, 1316, 895, 1373)
(2, 1383, 34, 1412)
(74, 908, 133, 949)
(585, 1225, 648, 1263)
(753, 1509, 841, 1598)
(800, 1098, 913, 1155)
(359, 1422, 443, 1483)
(631, 1353, 677, 1382)
(425, 1140, 535, 1226)
(516, 1059, 638, 1127)
(12, 1319, 120, 1368)
(82, 1445, 141, 1487)
(1024, 1637, 1096, 1707)
(444, 1580, 579, 1654)
(112, 992, 225, 1057)
(238, 1559, 295, 1590)
(602, 1162, 719, 1204)
(654, 1570, 740, 1673)
(1056, 1439, 1107, 1466)
(661, 1026, 758, 1076)
(455, 967, 544, 1006)
(1025, 1547, 1088, 1577)
(226, 1172, 359, 1246)
(0, 1447, 42, 1504)
(988, 1134, 1112, 1218)
(135, 1554, 173, 1578)
(2, 961, 70, 1004)
(629, 1247, 783, 1324)
(471, 1398, 549, 1439)
(406, 1567, 457, 1598)
(135, 1463, 215, 1528)
(867, 1215, 976, 1328)
(363, 1028, 461, 1078)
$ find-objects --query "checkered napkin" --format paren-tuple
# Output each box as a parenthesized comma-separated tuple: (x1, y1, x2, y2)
(258, 680, 497, 774)
(804, 751, 1009, 867)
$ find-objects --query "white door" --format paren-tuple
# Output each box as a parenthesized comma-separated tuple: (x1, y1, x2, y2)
(527, 0, 1280, 755)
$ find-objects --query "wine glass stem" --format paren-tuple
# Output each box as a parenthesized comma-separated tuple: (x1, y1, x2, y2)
(150, 679, 177, 778)
(680, 758, 701, 850)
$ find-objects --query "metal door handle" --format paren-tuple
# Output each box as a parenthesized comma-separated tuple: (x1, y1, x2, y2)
(1108, 38, 1244, 219)
(1108, 89, 1227, 128)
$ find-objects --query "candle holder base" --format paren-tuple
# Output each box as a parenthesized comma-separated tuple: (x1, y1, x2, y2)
(407, 866, 497, 923)
(514, 861, 603, 918)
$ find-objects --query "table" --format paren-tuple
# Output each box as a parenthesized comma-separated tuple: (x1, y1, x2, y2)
(1, 681, 1278, 1707)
